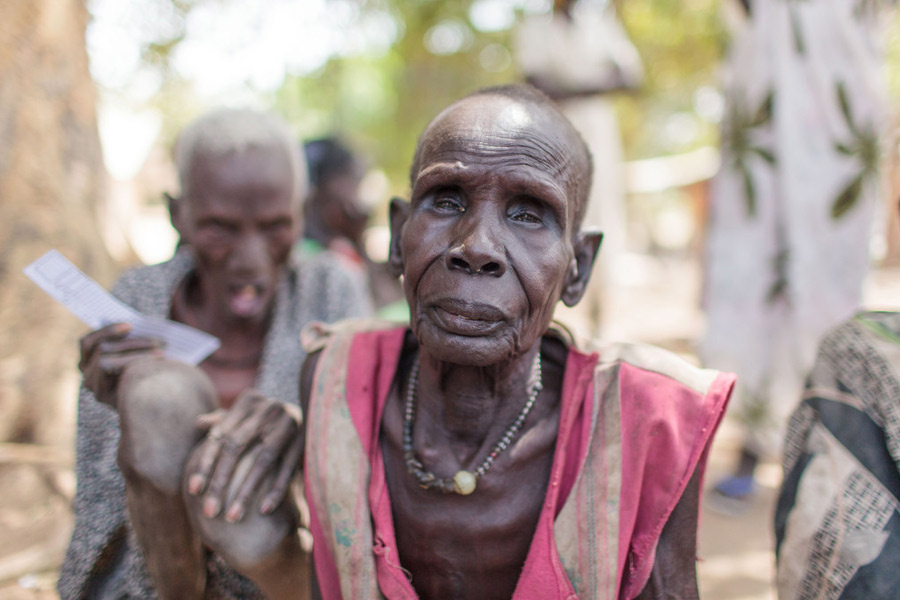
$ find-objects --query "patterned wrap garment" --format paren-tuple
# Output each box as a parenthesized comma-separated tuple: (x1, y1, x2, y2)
(776, 311, 900, 599)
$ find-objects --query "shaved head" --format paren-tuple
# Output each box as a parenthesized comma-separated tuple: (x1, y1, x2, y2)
(410, 84, 593, 230)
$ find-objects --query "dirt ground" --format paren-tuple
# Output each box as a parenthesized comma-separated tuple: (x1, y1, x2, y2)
(1, 255, 897, 599)
(698, 420, 780, 600)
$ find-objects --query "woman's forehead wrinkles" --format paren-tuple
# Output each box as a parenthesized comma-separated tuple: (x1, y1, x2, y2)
(422, 129, 572, 179)
(415, 159, 563, 192)
(412, 154, 570, 221)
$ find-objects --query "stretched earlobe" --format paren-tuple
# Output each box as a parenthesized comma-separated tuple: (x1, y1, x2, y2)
(561, 230, 603, 307)
(387, 197, 411, 278)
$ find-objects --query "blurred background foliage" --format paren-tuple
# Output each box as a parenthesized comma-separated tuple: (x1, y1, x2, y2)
(886, 5, 900, 101)
(613, 0, 727, 160)
(271, 0, 518, 196)
(89, 0, 730, 198)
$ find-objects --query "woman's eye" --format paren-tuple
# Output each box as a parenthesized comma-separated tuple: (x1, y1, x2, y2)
(433, 193, 464, 212)
(510, 209, 542, 225)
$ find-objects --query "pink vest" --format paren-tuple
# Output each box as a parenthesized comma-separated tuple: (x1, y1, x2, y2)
(302, 321, 734, 599)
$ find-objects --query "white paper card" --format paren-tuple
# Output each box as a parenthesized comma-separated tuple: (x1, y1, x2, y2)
(24, 250, 220, 365)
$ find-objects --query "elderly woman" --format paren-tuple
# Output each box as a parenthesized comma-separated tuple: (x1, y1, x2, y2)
(295, 84, 734, 599)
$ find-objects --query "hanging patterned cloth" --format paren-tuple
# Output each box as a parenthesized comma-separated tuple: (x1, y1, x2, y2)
(701, 0, 891, 456)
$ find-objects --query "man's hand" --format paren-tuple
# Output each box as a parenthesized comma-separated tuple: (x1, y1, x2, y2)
(79, 322, 165, 408)
(186, 390, 302, 524)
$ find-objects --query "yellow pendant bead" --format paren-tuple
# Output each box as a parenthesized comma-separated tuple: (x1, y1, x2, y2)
(453, 470, 477, 495)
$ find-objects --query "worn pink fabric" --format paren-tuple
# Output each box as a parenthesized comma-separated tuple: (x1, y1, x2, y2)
(616, 364, 732, 598)
(304, 324, 733, 599)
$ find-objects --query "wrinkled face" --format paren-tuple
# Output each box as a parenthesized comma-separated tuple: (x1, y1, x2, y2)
(177, 144, 301, 324)
(397, 95, 589, 366)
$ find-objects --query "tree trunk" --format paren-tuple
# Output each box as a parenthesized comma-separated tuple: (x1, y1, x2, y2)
(0, 0, 113, 447)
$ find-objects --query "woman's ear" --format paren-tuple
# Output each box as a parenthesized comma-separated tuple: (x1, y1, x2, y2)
(387, 197, 411, 278)
(561, 230, 603, 307)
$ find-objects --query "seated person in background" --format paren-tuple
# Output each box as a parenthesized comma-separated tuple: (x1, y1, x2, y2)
(775, 310, 900, 599)
(299, 84, 734, 599)
(296, 137, 370, 268)
(58, 108, 371, 600)
(297, 136, 406, 319)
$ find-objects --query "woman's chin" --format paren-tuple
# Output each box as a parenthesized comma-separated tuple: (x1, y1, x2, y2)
(413, 320, 517, 367)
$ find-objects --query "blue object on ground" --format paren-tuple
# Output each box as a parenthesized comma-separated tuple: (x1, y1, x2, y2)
(714, 475, 756, 498)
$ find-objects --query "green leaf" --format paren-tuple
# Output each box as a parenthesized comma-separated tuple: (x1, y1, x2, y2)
(790, 8, 806, 54)
(750, 145, 776, 164)
(741, 166, 757, 217)
(859, 131, 881, 174)
(835, 142, 857, 156)
(766, 277, 788, 304)
(836, 82, 859, 136)
(750, 90, 774, 127)
(831, 172, 865, 219)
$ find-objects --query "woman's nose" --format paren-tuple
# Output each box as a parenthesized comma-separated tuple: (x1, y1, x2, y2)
(445, 218, 507, 277)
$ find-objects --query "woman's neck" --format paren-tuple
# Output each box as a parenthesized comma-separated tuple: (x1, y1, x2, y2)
(414, 345, 542, 450)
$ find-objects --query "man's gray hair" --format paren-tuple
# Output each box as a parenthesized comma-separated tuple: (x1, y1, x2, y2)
(174, 107, 307, 199)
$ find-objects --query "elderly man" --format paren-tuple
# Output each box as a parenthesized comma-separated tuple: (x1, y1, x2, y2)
(294, 84, 734, 599)
(58, 108, 371, 599)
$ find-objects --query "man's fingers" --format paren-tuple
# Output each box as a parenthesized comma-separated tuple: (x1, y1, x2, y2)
(190, 394, 299, 522)
(91, 339, 165, 380)
(100, 349, 162, 375)
(79, 323, 132, 370)
(188, 395, 265, 500)
(226, 415, 297, 521)
(99, 337, 164, 356)
(187, 429, 226, 497)
(80, 334, 163, 405)
(79, 322, 131, 351)
(207, 389, 266, 435)
(261, 437, 302, 515)
(201, 412, 268, 517)
(80, 323, 165, 364)
(223, 444, 272, 523)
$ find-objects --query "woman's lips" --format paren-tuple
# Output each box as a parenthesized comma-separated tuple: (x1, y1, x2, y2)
(430, 300, 505, 336)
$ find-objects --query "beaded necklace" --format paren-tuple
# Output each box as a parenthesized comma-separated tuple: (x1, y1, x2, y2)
(402, 350, 543, 495)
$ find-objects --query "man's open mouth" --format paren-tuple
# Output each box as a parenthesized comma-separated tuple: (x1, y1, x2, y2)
(228, 283, 266, 317)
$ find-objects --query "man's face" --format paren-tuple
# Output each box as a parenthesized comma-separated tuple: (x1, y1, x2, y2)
(177, 144, 301, 324)
(396, 95, 590, 366)
(316, 168, 369, 245)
